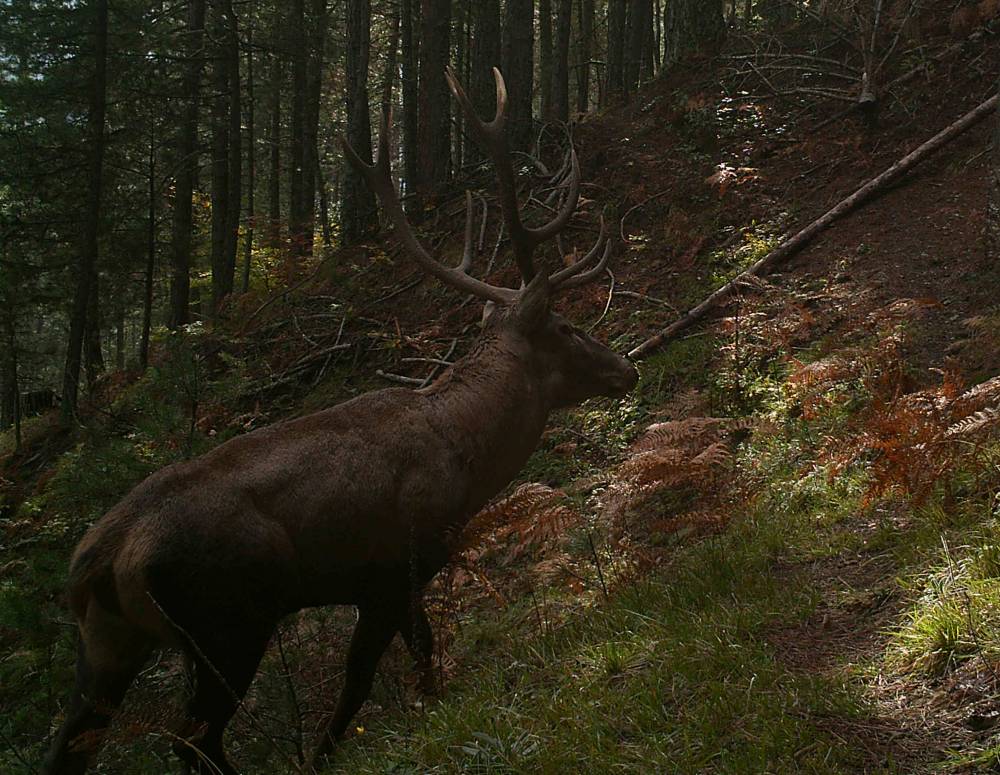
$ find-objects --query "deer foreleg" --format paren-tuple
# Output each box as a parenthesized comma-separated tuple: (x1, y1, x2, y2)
(310, 603, 398, 766)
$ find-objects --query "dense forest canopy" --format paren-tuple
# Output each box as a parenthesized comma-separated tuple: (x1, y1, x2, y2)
(0, 0, 733, 426)
(5, 0, 1000, 772)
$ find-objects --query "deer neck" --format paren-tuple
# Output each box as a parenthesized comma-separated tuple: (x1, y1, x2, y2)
(420, 330, 551, 514)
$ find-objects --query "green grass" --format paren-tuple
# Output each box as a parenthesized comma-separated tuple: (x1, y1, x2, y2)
(327, 506, 873, 775)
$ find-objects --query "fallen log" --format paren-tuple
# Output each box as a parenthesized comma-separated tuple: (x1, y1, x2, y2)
(629, 93, 999, 360)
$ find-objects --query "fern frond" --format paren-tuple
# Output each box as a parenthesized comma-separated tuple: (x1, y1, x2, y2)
(954, 376, 1000, 412)
(946, 408, 1000, 438)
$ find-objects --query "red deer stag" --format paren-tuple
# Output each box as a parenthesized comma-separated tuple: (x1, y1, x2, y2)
(42, 68, 637, 775)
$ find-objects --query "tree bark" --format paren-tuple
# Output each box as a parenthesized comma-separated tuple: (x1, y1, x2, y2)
(664, 0, 724, 65)
(62, 0, 108, 421)
(576, 0, 594, 113)
(630, 94, 1000, 359)
(417, 0, 451, 201)
(401, 0, 420, 198)
(502, 0, 534, 151)
(168, 0, 206, 329)
(606, 0, 626, 102)
(223, 0, 242, 299)
(267, 45, 283, 246)
(552, 0, 572, 122)
(140, 123, 156, 371)
(209, 1, 233, 313)
(242, 23, 256, 293)
(342, 0, 378, 244)
(539, 0, 553, 121)
(625, 0, 651, 95)
(301, 0, 329, 258)
(289, 0, 307, 259)
(470, 0, 502, 156)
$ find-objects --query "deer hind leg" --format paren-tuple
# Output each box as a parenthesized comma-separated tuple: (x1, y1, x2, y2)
(310, 603, 399, 766)
(172, 626, 270, 775)
(41, 604, 150, 775)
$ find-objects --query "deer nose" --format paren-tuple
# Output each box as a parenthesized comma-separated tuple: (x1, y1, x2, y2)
(607, 360, 639, 396)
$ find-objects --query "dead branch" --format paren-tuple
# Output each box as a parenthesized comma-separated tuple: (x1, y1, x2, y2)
(629, 93, 1000, 360)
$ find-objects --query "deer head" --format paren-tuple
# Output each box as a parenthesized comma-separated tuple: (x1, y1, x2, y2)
(342, 68, 637, 408)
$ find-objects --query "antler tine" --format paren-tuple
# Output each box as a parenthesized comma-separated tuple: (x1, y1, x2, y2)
(341, 108, 516, 305)
(553, 229, 613, 291)
(447, 67, 586, 285)
(549, 215, 608, 287)
(458, 190, 475, 274)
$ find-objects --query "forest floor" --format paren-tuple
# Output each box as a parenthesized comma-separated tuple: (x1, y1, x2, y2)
(4, 7, 1000, 774)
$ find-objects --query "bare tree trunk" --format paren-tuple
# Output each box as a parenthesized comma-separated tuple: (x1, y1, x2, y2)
(267, 44, 282, 246)
(84, 270, 105, 391)
(223, 0, 242, 298)
(401, 0, 420, 197)
(539, 0, 553, 121)
(552, 0, 572, 122)
(606, 0, 626, 102)
(417, 0, 451, 200)
(209, 2, 231, 312)
(576, 0, 594, 113)
(63, 0, 108, 421)
(242, 21, 255, 293)
(624, 0, 646, 94)
(502, 0, 534, 151)
(342, 0, 378, 244)
(665, 0, 724, 65)
(301, 0, 329, 258)
(289, 0, 307, 259)
(169, 0, 206, 329)
(470, 0, 501, 159)
(140, 123, 156, 370)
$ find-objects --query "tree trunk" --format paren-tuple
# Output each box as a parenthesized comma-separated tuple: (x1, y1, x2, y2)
(342, 0, 378, 244)
(267, 47, 283, 246)
(84, 272, 104, 391)
(168, 0, 206, 330)
(470, 0, 502, 159)
(301, 0, 329, 258)
(552, 0, 572, 121)
(664, 0, 724, 65)
(242, 23, 255, 293)
(62, 0, 108, 421)
(223, 0, 241, 300)
(606, 0, 626, 102)
(140, 123, 156, 371)
(502, 0, 534, 151)
(417, 0, 451, 201)
(625, 0, 651, 94)
(539, 0, 553, 121)
(401, 0, 420, 198)
(576, 0, 594, 113)
(289, 0, 307, 259)
(209, 1, 232, 313)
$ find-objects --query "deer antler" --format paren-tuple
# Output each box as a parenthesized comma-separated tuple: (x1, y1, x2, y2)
(445, 67, 611, 292)
(342, 68, 611, 303)
(341, 111, 516, 304)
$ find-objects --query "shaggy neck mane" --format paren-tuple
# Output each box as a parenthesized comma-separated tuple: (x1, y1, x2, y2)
(419, 325, 551, 511)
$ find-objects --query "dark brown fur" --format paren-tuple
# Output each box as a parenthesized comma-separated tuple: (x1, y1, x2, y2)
(42, 279, 637, 774)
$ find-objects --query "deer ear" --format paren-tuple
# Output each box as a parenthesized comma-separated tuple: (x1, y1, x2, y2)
(513, 272, 551, 331)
